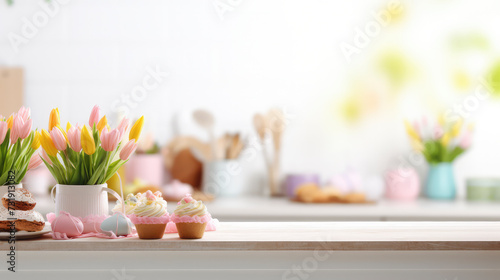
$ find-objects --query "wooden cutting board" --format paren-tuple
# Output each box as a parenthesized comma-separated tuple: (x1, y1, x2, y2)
(0, 67, 24, 116)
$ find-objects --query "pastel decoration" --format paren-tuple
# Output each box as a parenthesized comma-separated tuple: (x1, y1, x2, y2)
(145, 190, 156, 200)
(51, 211, 84, 237)
(162, 180, 193, 200)
(328, 170, 363, 194)
(385, 168, 420, 201)
(81, 215, 108, 233)
(100, 213, 133, 236)
(180, 193, 194, 204)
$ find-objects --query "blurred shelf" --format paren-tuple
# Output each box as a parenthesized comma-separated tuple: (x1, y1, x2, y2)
(34, 196, 500, 222)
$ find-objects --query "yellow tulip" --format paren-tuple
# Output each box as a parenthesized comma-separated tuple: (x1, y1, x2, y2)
(31, 131, 41, 150)
(81, 125, 96, 155)
(451, 119, 462, 137)
(410, 139, 424, 152)
(66, 122, 72, 132)
(40, 129, 58, 157)
(437, 113, 445, 126)
(97, 116, 107, 133)
(6, 115, 13, 129)
(49, 108, 60, 130)
(404, 120, 420, 142)
(129, 116, 144, 142)
(441, 132, 451, 147)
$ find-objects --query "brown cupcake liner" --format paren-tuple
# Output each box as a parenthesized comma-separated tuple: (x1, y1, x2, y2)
(135, 224, 166, 239)
(176, 222, 207, 239)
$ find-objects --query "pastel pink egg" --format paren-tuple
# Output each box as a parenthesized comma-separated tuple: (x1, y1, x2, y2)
(51, 211, 84, 237)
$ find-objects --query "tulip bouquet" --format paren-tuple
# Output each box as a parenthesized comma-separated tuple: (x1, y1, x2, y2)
(39, 105, 143, 185)
(404, 117, 473, 164)
(0, 107, 43, 185)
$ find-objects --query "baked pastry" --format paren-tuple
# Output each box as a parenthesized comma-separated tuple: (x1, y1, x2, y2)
(0, 208, 12, 231)
(0, 208, 45, 232)
(295, 183, 327, 203)
(171, 194, 211, 239)
(343, 192, 366, 203)
(129, 190, 169, 239)
(295, 183, 369, 204)
(2, 188, 36, 210)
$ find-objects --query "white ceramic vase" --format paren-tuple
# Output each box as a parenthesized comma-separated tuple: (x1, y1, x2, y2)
(51, 183, 121, 218)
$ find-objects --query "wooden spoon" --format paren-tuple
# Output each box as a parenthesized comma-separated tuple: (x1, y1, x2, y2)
(253, 114, 267, 141)
(268, 108, 285, 152)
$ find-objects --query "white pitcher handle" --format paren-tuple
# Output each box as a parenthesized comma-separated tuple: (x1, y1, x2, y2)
(102, 187, 124, 213)
(50, 185, 57, 203)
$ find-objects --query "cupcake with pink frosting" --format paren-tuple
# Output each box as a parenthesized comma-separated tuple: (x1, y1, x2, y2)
(129, 190, 169, 239)
(171, 194, 211, 239)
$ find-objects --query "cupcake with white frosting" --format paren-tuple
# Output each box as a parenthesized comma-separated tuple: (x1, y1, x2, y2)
(171, 194, 211, 239)
(112, 193, 142, 215)
(129, 190, 169, 239)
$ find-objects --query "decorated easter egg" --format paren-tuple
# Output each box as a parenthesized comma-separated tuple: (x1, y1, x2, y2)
(51, 211, 84, 237)
(100, 213, 133, 236)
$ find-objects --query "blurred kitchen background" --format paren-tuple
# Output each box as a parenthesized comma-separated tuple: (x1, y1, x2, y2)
(3, 0, 500, 221)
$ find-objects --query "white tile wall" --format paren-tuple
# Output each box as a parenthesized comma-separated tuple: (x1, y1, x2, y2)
(2, 0, 500, 196)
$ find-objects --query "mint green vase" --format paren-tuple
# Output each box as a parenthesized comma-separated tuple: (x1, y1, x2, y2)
(425, 163, 456, 200)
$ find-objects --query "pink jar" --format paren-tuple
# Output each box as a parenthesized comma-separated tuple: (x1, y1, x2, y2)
(125, 154, 164, 186)
(384, 168, 420, 201)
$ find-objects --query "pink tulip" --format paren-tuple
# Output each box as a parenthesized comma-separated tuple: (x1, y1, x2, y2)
(119, 139, 137, 160)
(11, 115, 33, 144)
(10, 119, 20, 144)
(117, 117, 129, 139)
(50, 127, 67, 151)
(41, 149, 53, 165)
(421, 116, 428, 126)
(17, 106, 31, 122)
(67, 126, 82, 152)
(460, 131, 472, 149)
(28, 153, 43, 170)
(0, 121, 7, 145)
(100, 127, 120, 152)
(89, 105, 100, 128)
(10, 115, 33, 144)
(20, 118, 32, 139)
(433, 125, 443, 140)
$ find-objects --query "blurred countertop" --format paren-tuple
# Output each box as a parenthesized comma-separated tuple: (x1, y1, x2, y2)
(33, 196, 500, 222)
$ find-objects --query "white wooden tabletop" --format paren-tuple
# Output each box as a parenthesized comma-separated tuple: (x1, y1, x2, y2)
(10, 222, 500, 251)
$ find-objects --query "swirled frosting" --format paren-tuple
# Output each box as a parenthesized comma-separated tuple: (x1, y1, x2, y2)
(112, 193, 142, 215)
(133, 190, 167, 217)
(174, 194, 207, 217)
